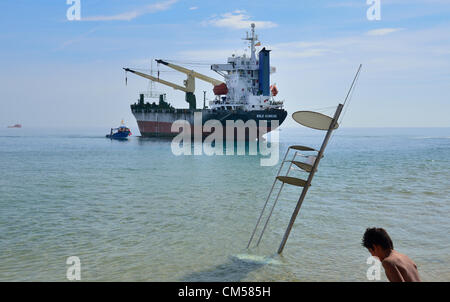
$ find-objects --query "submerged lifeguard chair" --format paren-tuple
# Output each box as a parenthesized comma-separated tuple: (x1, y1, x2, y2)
(247, 65, 362, 254)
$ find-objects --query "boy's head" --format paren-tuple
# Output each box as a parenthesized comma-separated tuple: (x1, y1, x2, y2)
(362, 227, 394, 259)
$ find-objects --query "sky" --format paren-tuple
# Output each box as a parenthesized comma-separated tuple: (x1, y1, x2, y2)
(0, 0, 449, 128)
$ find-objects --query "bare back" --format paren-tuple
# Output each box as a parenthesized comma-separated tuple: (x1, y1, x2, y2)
(382, 250, 421, 282)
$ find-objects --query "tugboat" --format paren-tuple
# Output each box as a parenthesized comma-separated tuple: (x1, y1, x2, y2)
(106, 121, 132, 140)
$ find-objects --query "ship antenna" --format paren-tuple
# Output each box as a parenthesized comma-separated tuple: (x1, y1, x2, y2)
(250, 23, 256, 61)
(243, 23, 257, 62)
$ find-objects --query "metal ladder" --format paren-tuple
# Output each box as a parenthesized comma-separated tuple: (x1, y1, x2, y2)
(246, 64, 362, 254)
(246, 145, 319, 249)
(247, 104, 343, 253)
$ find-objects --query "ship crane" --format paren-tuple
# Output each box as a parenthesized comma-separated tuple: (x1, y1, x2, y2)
(155, 59, 224, 86)
(124, 59, 225, 110)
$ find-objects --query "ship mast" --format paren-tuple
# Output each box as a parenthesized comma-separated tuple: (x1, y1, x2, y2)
(243, 23, 258, 62)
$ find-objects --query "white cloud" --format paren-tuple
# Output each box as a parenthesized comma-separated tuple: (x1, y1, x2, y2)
(82, 0, 178, 21)
(189, 7, 199, 10)
(274, 48, 332, 58)
(58, 27, 99, 50)
(177, 39, 332, 61)
(177, 44, 330, 62)
(202, 10, 278, 30)
(366, 28, 403, 36)
(325, 1, 366, 8)
(178, 49, 237, 61)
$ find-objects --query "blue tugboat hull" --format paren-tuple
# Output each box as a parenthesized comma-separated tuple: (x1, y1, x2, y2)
(106, 124, 132, 139)
(106, 132, 130, 139)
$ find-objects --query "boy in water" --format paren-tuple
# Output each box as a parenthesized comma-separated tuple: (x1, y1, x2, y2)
(362, 227, 421, 282)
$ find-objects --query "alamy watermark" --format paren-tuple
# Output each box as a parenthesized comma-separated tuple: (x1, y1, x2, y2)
(170, 112, 280, 167)
(66, 0, 81, 21)
(366, 256, 381, 280)
(66, 256, 81, 280)
(366, 0, 381, 21)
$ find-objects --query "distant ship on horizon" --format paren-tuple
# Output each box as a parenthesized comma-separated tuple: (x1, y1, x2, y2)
(7, 124, 22, 128)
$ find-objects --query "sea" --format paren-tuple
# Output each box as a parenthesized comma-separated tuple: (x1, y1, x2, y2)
(0, 126, 449, 281)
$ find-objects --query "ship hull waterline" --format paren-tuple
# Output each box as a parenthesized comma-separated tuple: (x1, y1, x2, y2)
(132, 109, 287, 140)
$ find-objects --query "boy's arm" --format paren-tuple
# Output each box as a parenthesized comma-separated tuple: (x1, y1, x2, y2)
(382, 260, 404, 282)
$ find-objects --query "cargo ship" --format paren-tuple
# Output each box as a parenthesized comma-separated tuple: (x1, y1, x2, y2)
(124, 24, 287, 139)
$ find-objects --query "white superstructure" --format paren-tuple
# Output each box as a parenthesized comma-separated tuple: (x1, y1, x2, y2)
(210, 23, 284, 111)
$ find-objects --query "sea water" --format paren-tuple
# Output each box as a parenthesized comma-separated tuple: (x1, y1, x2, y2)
(0, 127, 449, 281)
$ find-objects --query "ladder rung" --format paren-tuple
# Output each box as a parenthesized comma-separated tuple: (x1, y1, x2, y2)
(277, 176, 309, 187)
(290, 161, 314, 172)
(289, 145, 317, 152)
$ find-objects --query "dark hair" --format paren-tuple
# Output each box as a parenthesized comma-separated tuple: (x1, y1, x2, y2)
(362, 227, 394, 250)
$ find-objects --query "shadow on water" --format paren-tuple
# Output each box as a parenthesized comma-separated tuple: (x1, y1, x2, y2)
(136, 136, 174, 146)
(137, 136, 174, 142)
(180, 254, 278, 282)
(136, 136, 276, 155)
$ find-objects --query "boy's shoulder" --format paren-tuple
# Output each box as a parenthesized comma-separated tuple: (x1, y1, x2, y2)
(381, 255, 397, 270)
(382, 250, 421, 282)
(383, 250, 407, 262)
(382, 250, 413, 269)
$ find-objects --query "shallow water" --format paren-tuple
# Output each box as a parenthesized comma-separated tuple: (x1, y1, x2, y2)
(0, 127, 449, 281)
